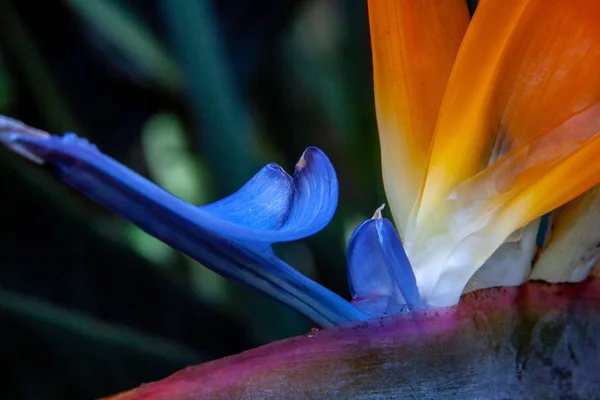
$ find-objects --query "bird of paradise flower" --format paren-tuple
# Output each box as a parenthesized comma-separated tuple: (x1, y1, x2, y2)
(2, 0, 600, 398)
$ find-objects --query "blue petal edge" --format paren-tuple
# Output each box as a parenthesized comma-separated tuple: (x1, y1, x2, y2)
(2, 132, 367, 327)
(347, 216, 424, 315)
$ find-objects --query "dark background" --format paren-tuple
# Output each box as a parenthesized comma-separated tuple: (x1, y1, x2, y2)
(0, 0, 476, 398)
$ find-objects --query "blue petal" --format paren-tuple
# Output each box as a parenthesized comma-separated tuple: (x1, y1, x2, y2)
(347, 214, 423, 314)
(5, 135, 338, 243)
(278, 147, 339, 239)
(201, 147, 338, 241)
(1, 132, 367, 327)
(201, 163, 294, 231)
(347, 219, 400, 315)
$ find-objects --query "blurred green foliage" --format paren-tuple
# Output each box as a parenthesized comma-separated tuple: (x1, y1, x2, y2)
(0, 0, 404, 398)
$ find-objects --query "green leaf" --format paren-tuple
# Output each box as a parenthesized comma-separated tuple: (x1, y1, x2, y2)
(62, 0, 181, 92)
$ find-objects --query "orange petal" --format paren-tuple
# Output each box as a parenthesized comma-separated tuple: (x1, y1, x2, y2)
(500, 136, 600, 236)
(457, 125, 600, 240)
(368, 0, 469, 237)
(437, 94, 599, 222)
(416, 0, 600, 228)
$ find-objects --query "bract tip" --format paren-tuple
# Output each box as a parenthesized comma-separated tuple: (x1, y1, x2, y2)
(371, 204, 386, 220)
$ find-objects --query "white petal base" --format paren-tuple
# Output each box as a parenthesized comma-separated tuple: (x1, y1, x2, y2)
(464, 220, 540, 293)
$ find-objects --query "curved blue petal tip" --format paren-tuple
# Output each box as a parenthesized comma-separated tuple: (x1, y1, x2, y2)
(201, 146, 338, 242)
(279, 147, 339, 239)
(347, 209, 424, 315)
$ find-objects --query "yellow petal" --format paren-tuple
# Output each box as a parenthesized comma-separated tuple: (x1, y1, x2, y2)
(368, 0, 469, 237)
(464, 220, 540, 293)
(592, 262, 600, 277)
(530, 187, 600, 282)
(416, 0, 600, 229)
